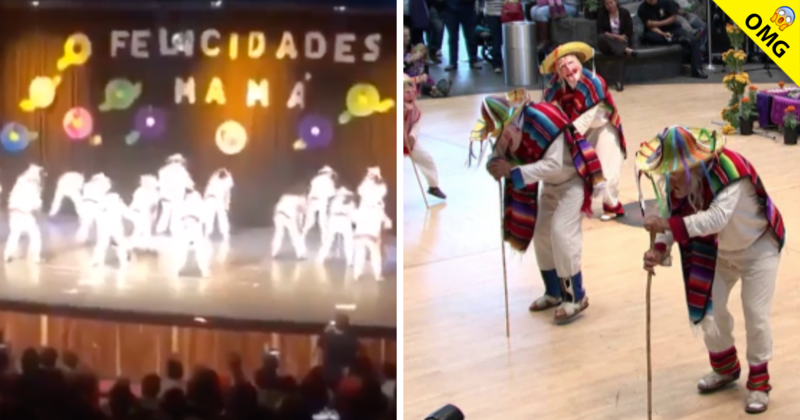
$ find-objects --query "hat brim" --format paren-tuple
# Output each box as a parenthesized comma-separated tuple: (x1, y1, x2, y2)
(540, 42, 594, 75)
(635, 127, 726, 176)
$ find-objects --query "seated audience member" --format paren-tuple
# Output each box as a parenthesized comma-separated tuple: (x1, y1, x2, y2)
(528, 0, 580, 51)
(138, 373, 162, 413)
(105, 378, 137, 419)
(637, 0, 707, 78)
(596, 0, 637, 91)
(160, 357, 185, 396)
(403, 26, 451, 97)
(318, 313, 360, 390)
(254, 351, 285, 409)
(61, 350, 81, 373)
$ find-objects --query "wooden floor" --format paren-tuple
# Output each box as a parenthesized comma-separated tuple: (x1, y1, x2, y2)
(403, 83, 800, 420)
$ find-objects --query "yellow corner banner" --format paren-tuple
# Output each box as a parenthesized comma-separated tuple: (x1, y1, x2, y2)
(713, 0, 800, 85)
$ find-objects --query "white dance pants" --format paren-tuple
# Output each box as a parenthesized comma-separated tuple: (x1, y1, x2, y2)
(407, 142, 439, 188)
(533, 176, 583, 278)
(5, 211, 41, 261)
(701, 233, 780, 365)
(586, 122, 623, 209)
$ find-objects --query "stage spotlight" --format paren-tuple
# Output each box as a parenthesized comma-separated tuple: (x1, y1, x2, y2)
(210, 0, 222, 7)
(30, 0, 39, 6)
(333, 5, 346, 12)
(426, 404, 464, 420)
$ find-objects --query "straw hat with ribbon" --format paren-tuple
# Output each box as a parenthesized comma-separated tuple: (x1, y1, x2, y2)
(635, 126, 725, 177)
(540, 41, 595, 75)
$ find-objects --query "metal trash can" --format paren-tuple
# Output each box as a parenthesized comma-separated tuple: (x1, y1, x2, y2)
(502, 21, 539, 87)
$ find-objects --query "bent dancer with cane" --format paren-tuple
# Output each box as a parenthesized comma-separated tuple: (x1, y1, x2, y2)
(470, 91, 605, 322)
(403, 74, 446, 201)
(638, 126, 784, 414)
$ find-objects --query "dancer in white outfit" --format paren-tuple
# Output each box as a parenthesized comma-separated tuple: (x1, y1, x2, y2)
(156, 154, 195, 235)
(5, 165, 45, 263)
(129, 175, 160, 250)
(171, 188, 211, 277)
(49, 172, 84, 216)
(75, 174, 112, 243)
(271, 193, 307, 259)
(204, 168, 234, 241)
(403, 74, 446, 199)
(352, 201, 392, 281)
(357, 167, 388, 207)
(91, 192, 135, 268)
(317, 187, 356, 265)
(542, 42, 627, 221)
(639, 126, 784, 414)
(302, 166, 336, 239)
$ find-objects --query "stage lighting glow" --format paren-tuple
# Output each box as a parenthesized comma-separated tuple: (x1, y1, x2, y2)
(134, 106, 166, 139)
(0, 122, 35, 153)
(62, 107, 94, 140)
(296, 114, 333, 150)
(338, 83, 395, 124)
(19, 76, 61, 112)
(215, 120, 247, 154)
(99, 78, 142, 111)
(57, 33, 92, 71)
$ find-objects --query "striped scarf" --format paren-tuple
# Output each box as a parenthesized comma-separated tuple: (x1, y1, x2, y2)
(501, 102, 605, 252)
(544, 67, 627, 158)
(671, 148, 785, 324)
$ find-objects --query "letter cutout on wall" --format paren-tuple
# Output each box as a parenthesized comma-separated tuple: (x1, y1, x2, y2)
(134, 106, 167, 139)
(0, 122, 37, 153)
(57, 33, 92, 71)
(20, 76, 61, 112)
(246, 79, 269, 107)
(294, 114, 333, 150)
(205, 77, 226, 105)
(99, 79, 142, 111)
(175, 77, 196, 104)
(338, 83, 395, 124)
(215, 120, 248, 155)
(62, 107, 94, 140)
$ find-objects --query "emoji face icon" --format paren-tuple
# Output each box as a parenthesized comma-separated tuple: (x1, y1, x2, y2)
(62, 107, 93, 140)
(215, 120, 248, 155)
(772, 7, 795, 31)
(99, 78, 142, 111)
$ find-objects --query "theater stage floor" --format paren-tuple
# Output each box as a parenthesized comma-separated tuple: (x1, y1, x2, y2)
(403, 83, 800, 419)
(0, 217, 397, 337)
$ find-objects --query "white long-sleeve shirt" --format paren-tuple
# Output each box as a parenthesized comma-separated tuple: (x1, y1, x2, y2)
(656, 179, 778, 259)
(499, 133, 578, 188)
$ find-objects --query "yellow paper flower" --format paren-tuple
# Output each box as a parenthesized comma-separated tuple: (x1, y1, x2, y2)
(722, 124, 735, 135)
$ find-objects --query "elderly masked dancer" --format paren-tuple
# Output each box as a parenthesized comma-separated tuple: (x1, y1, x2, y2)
(542, 42, 627, 221)
(639, 126, 784, 414)
(403, 74, 446, 199)
(471, 90, 606, 322)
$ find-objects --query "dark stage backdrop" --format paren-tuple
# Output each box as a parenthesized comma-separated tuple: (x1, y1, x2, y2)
(0, 8, 396, 229)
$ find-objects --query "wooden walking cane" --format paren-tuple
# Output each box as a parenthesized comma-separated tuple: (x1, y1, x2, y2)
(404, 137, 430, 209)
(637, 167, 654, 420)
(499, 180, 510, 338)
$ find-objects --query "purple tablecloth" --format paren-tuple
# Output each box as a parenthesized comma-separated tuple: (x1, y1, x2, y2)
(771, 95, 800, 126)
(757, 92, 772, 128)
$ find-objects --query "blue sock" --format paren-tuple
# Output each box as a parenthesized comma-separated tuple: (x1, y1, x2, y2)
(571, 272, 585, 301)
(540, 269, 561, 298)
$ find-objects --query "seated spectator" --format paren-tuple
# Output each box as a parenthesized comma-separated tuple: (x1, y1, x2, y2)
(105, 377, 137, 419)
(528, 0, 580, 51)
(404, 25, 451, 97)
(637, 0, 707, 78)
(318, 314, 360, 391)
(61, 350, 81, 373)
(254, 351, 284, 410)
(597, 0, 637, 91)
(138, 373, 161, 412)
(160, 357, 184, 397)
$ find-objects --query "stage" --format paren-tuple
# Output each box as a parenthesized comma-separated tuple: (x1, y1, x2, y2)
(0, 215, 397, 337)
(404, 82, 800, 419)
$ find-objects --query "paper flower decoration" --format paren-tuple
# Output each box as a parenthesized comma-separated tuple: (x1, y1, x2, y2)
(125, 131, 141, 145)
(57, 33, 92, 71)
(90, 135, 102, 146)
(215, 120, 248, 155)
(134, 106, 166, 139)
(0, 122, 37, 153)
(295, 114, 333, 150)
(20, 76, 61, 112)
(338, 84, 395, 124)
(62, 107, 94, 140)
(99, 78, 142, 111)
